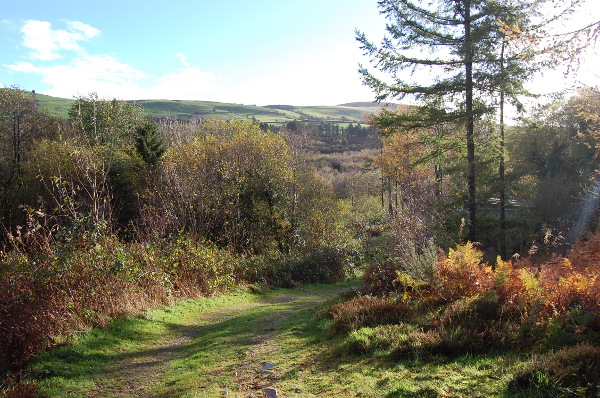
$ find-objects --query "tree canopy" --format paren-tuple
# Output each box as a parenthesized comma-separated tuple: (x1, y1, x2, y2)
(357, 0, 596, 241)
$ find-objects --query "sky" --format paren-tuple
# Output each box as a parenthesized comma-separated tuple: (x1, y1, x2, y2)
(1, 0, 599, 106)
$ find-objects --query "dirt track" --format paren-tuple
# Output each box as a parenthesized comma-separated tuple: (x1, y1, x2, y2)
(89, 286, 349, 397)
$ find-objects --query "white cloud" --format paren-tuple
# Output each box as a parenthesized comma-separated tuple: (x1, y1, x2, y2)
(144, 64, 221, 99)
(228, 46, 377, 105)
(176, 52, 190, 67)
(6, 52, 221, 100)
(8, 20, 223, 100)
(6, 61, 38, 73)
(6, 54, 145, 98)
(66, 21, 100, 38)
(21, 20, 99, 60)
(140, 53, 221, 99)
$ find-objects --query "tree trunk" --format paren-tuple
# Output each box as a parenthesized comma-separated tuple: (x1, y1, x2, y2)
(464, 0, 477, 242)
(499, 39, 507, 260)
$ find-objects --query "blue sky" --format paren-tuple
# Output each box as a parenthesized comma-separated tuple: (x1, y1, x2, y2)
(1, 0, 598, 106)
(1, 0, 389, 105)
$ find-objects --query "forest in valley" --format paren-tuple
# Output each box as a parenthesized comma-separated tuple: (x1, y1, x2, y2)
(1, 0, 600, 396)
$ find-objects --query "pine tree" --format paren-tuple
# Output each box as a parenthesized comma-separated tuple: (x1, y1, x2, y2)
(135, 120, 165, 167)
(357, 0, 548, 241)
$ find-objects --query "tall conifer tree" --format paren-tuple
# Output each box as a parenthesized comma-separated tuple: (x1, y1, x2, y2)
(357, 0, 542, 241)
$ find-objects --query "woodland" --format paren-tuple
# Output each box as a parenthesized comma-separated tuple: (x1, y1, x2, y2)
(1, 0, 600, 396)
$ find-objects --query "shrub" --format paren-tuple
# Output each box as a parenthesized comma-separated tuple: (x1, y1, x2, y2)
(507, 344, 600, 397)
(434, 242, 493, 302)
(0, 378, 38, 398)
(161, 236, 237, 296)
(389, 328, 449, 361)
(361, 260, 402, 296)
(492, 252, 600, 337)
(266, 247, 353, 287)
(548, 271, 599, 314)
(157, 120, 296, 253)
(0, 233, 240, 374)
(541, 307, 600, 350)
(400, 239, 439, 284)
(321, 296, 413, 334)
(439, 291, 502, 330)
(568, 232, 600, 270)
(234, 255, 274, 285)
(317, 235, 600, 365)
(291, 247, 350, 284)
(435, 291, 523, 354)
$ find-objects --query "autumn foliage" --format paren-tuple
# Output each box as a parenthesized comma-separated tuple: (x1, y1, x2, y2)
(329, 234, 600, 357)
(434, 242, 494, 302)
(428, 239, 600, 328)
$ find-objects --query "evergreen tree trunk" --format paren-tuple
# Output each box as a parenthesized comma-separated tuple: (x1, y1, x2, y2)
(499, 40, 507, 260)
(464, 0, 477, 242)
(435, 163, 443, 196)
(387, 175, 394, 216)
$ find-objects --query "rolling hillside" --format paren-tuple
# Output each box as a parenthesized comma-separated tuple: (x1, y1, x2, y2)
(34, 94, 394, 124)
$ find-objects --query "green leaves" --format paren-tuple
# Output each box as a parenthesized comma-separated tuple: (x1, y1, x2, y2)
(68, 93, 145, 146)
(159, 120, 295, 253)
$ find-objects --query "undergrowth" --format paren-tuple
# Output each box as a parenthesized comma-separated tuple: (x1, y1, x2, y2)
(0, 235, 237, 376)
(507, 343, 600, 397)
(318, 234, 600, 395)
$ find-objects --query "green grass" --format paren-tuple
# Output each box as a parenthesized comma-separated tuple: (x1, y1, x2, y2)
(294, 106, 368, 121)
(33, 93, 383, 123)
(136, 100, 219, 117)
(30, 288, 264, 397)
(34, 93, 73, 118)
(134, 101, 377, 123)
(24, 280, 533, 398)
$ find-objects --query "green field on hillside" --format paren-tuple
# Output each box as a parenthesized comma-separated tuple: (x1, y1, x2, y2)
(33, 94, 388, 124)
(34, 93, 74, 117)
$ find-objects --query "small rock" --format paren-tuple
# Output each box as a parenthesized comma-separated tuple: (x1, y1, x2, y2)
(294, 387, 302, 393)
(260, 363, 277, 370)
(260, 370, 275, 375)
(220, 391, 230, 396)
(262, 388, 278, 398)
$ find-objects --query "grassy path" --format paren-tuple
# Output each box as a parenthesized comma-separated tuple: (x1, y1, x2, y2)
(30, 281, 515, 397)
(31, 284, 352, 397)
(89, 300, 264, 397)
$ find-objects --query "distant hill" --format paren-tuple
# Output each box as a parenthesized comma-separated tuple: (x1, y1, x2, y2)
(338, 101, 394, 108)
(34, 94, 396, 124)
(34, 93, 75, 118)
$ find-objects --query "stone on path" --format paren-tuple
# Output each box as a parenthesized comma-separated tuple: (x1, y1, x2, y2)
(262, 387, 278, 397)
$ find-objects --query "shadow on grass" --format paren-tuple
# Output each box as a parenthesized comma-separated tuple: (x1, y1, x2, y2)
(32, 284, 352, 397)
(272, 308, 518, 398)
